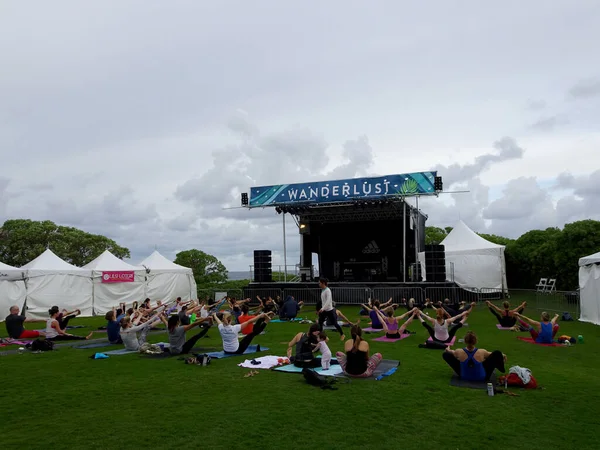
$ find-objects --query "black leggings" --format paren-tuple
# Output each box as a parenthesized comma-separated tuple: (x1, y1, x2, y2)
(489, 307, 524, 328)
(319, 310, 343, 336)
(421, 322, 463, 348)
(182, 326, 210, 354)
(47, 334, 85, 341)
(442, 350, 505, 381)
(57, 315, 74, 330)
(226, 318, 267, 355)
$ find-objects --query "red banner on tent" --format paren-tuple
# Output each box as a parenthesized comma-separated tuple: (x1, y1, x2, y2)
(101, 271, 134, 283)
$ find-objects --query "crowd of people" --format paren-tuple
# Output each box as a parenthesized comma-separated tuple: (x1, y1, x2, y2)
(3, 277, 562, 384)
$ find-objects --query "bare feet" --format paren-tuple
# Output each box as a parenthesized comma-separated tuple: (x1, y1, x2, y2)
(85, 332, 94, 339)
(340, 334, 346, 341)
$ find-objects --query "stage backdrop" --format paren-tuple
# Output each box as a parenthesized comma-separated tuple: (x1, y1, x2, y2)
(249, 172, 437, 207)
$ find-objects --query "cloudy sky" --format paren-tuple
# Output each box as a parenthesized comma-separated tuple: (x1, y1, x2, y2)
(1, 1, 600, 272)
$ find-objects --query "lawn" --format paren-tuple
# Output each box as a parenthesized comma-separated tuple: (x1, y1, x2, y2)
(1, 297, 600, 450)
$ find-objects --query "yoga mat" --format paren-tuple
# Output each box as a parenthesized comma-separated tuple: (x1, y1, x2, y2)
(66, 325, 86, 329)
(450, 373, 497, 390)
(74, 342, 116, 349)
(517, 336, 565, 347)
(270, 318, 305, 323)
(273, 358, 399, 380)
(427, 336, 456, 345)
(362, 327, 384, 333)
(206, 345, 268, 359)
(104, 348, 138, 355)
(372, 334, 411, 342)
(323, 321, 345, 330)
(2, 339, 33, 346)
(496, 324, 527, 331)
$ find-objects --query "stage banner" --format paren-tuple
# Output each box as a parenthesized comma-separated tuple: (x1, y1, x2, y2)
(101, 271, 135, 283)
(249, 171, 437, 207)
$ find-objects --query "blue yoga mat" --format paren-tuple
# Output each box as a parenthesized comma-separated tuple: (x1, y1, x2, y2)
(74, 342, 115, 349)
(104, 348, 138, 355)
(270, 318, 305, 323)
(274, 359, 344, 377)
(206, 345, 268, 359)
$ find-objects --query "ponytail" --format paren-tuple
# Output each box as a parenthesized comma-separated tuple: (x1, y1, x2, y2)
(350, 325, 362, 353)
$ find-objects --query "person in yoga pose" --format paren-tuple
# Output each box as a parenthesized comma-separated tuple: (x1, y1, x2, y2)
(105, 309, 124, 344)
(336, 325, 382, 378)
(287, 324, 323, 368)
(213, 312, 270, 354)
(360, 297, 393, 316)
(486, 300, 527, 329)
(373, 306, 419, 339)
(4, 305, 46, 339)
(360, 299, 395, 330)
(53, 307, 82, 330)
(45, 307, 94, 341)
(416, 303, 475, 349)
(120, 308, 165, 351)
(318, 278, 345, 340)
(238, 304, 268, 335)
(159, 313, 212, 356)
(443, 331, 507, 381)
(515, 311, 559, 344)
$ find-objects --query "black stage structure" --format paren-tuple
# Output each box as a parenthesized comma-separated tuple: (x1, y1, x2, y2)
(237, 172, 475, 304)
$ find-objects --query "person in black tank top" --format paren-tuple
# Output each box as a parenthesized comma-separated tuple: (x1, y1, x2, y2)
(486, 300, 526, 328)
(335, 325, 383, 378)
(287, 324, 322, 368)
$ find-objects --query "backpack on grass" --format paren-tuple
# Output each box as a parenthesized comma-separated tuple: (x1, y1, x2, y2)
(28, 339, 54, 352)
(302, 368, 342, 390)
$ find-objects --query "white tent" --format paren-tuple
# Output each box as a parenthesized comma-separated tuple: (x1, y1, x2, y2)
(579, 251, 600, 325)
(0, 261, 27, 321)
(419, 221, 508, 292)
(83, 250, 147, 315)
(21, 249, 94, 319)
(139, 251, 197, 302)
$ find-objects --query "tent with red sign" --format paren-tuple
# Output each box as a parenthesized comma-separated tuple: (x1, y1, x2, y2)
(83, 250, 147, 315)
(20, 249, 94, 319)
(139, 250, 197, 303)
(0, 261, 27, 320)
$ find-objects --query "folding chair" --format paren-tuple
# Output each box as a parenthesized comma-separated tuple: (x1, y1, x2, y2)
(536, 278, 547, 292)
(545, 279, 556, 293)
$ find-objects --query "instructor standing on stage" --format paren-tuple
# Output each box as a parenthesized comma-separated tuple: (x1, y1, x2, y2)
(318, 278, 345, 340)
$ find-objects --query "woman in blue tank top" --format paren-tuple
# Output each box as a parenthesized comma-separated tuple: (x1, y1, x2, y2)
(443, 331, 507, 382)
(515, 311, 559, 344)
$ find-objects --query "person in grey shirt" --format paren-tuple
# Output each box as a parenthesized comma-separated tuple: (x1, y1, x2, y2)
(159, 313, 212, 355)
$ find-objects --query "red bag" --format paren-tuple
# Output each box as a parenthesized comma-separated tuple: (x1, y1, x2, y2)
(505, 372, 538, 389)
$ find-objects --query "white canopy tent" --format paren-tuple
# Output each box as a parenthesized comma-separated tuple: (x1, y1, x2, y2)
(83, 250, 147, 315)
(21, 249, 94, 319)
(419, 221, 508, 292)
(0, 261, 27, 320)
(139, 251, 197, 302)
(579, 251, 600, 325)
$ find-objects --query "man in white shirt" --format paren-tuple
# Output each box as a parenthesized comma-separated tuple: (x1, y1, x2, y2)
(318, 278, 345, 340)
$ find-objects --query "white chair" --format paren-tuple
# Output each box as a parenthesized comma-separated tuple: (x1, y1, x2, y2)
(536, 278, 548, 292)
(545, 279, 556, 293)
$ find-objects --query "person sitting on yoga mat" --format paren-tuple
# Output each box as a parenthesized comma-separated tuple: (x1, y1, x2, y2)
(373, 306, 419, 339)
(105, 309, 124, 344)
(4, 305, 47, 339)
(443, 331, 507, 381)
(287, 324, 323, 368)
(279, 296, 304, 320)
(360, 297, 393, 316)
(213, 312, 270, 354)
(515, 311, 559, 344)
(53, 307, 82, 330)
(416, 303, 475, 349)
(486, 300, 527, 329)
(360, 299, 396, 329)
(45, 307, 94, 341)
(318, 278, 345, 340)
(238, 304, 267, 335)
(158, 313, 212, 356)
(120, 308, 165, 351)
(336, 325, 382, 378)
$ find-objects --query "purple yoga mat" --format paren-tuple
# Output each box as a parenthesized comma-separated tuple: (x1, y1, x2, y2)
(496, 324, 513, 330)
(427, 336, 456, 345)
(372, 334, 411, 342)
(5, 339, 33, 345)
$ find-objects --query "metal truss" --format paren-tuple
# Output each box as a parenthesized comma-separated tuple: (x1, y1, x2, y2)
(293, 201, 428, 223)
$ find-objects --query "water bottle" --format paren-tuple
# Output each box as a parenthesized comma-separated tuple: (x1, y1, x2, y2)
(578, 335, 584, 344)
(487, 382, 494, 396)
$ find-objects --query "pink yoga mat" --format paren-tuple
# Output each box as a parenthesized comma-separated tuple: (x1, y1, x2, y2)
(517, 336, 564, 347)
(427, 336, 456, 345)
(372, 334, 411, 342)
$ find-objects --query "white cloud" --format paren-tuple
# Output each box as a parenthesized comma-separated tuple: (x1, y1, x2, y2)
(1, 1, 600, 270)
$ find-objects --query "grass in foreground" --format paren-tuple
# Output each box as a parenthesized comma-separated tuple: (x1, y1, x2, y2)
(1, 300, 600, 450)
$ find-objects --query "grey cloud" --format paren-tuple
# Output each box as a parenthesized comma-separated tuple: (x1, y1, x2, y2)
(0, 177, 9, 215)
(433, 136, 524, 186)
(529, 115, 568, 132)
(526, 99, 547, 111)
(555, 170, 600, 197)
(484, 177, 550, 221)
(568, 78, 600, 100)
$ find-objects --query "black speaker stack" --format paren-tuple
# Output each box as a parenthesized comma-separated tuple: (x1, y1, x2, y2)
(425, 244, 446, 282)
(253, 250, 272, 283)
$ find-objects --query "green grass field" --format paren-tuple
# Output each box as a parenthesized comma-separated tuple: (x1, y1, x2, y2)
(2, 298, 600, 450)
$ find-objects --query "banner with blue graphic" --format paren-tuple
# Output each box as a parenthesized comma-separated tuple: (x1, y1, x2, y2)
(249, 172, 437, 207)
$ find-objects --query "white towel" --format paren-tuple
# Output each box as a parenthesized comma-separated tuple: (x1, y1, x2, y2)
(509, 365, 532, 385)
(238, 355, 286, 369)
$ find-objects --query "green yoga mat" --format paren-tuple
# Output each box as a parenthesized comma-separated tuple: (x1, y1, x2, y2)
(270, 318, 305, 323)
(274, 359, 400, 380)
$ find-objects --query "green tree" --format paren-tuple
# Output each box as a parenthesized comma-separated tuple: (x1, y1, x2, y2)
(425, 226, 450, 245)
(174, 249, 228, 288)
(0, 219, 130, 266)
(477, 233, 513, 246)
(553, 220, 600, 290)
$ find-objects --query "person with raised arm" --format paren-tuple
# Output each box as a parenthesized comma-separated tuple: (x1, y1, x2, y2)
(486, 300, 527, 329)
(158, 312, 212, 356)
(4, 305, 46, 339)
(45, 306, 94, 341)
(373, 306, 419, 339)
(416, 303, 475, 349)
(515, 311, 559, 344)
(213, 312, 271, 354)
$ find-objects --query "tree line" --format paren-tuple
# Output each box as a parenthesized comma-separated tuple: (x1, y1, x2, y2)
(425, 219, 600, 291)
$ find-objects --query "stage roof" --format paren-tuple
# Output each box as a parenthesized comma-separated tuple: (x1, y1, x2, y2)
(249, 172, 438, 208)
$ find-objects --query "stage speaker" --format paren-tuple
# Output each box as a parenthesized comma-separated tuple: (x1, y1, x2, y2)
(425, 244, 446, 282)
(253, 250, 272, 282)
